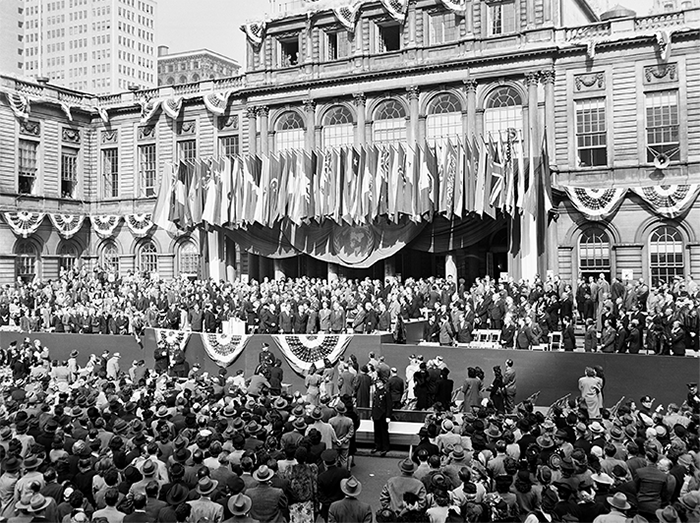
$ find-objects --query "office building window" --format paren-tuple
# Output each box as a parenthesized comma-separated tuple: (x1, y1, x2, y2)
(372, 99, 407, 144)
(18, 139, 38, 195)
(322, 106, 354, 148)
(650, 226, 684, 285)
(326, 31, 350, 60)
(428, 11, 460, 44)
(575, 98, 607, 167)
(61, 148, 78, 198)
(102, 148, 118, 197)
(427, 93, 463, 146)
(279, 36, 300, 67)
(275, 111, 305, 152)
(139, 143, 156, 197)
(489, 1, 516, 35)
(377, 23, 401, 52)
(646, 90, 680, 162)
(139, 240, 158, 274)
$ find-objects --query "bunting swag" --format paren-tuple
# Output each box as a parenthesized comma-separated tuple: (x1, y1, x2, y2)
(48, 214, 85, 239)
(91, 215, 122, 238)
(242, 21, 267, 46)
(334, 1, 362, 31)
(380, 0, 408, 22)
(4, 212, 45, 238)
(632, 185, 700, 219)
(200, 333, 252, 367)
(125, 213, 155, 237)
(154, 329, 191, 356)
(439, 0, 468, 13)
(162, 97, 183, 120)
(140, 97, 160, 124)
(564, 187, 627, 221)
(203, 92, 230, 116)
(8, 93, 30, 120)
(94, 106, 110, 124)
(271, 334, 353, 375)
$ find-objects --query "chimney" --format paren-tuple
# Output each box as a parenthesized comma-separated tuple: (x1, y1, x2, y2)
(158, 45, 169, 57)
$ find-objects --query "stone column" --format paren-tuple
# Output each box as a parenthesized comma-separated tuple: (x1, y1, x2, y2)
(353, 93, 366, 146)
(304, 99, 316, 150)
(521, 71, 541, 282)
(445, 254, 458, 282)
(258, 106, 270, 156)
(464, 79, 478, 136)
(407, 86, 420, 147)
(246, 105, 257, 156)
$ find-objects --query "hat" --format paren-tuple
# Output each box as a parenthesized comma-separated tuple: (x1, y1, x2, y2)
(228, 494, 252, 516)
(113, 352, 121, 359)
(678, 454, 694, 467)
(272, 398, 288, 410)
(589, 421, 605, 434)
(399, 459, 416, 474)
(340, 476, 362, 497)
(591, 473, 614, 486)
(451, 445, 466, 460)
(541, 420, 556, 432)
(173, 448, 191, 464)
(155, 406, 171, 418)
(536, 434, 555, 449)
(610, 426, 624, 440)
(554, 429, 568, 440)
(517, 470, 532, 484)
(575, 422, 587, 433)
(656, 506, 680, 523)
(113, 419, 128, 434)
(442, 419, 454, 432)
(166, 484, 189, 505)
(310, 407, 323, 421)
(142, 460, 157, 477)
(560, 457, 575, 472)
(291, 405, 305, 417)
(293, 418, 307, 431)
(245, 421, 262, 435)
(640, 395, 652, 404)
(485, 425, 502, 439)
(655, 425, 667, 438)
(23, 455, 43, 470)
(0, 426, 12, 440)
(253, 465, 274, 483)
(70, 350, 79, 358)
(688, 383, 698, 389)
(23, 494, 52, 513)
(334, 402, 347, 414)
(196, 477, 218, 496)
(66, 406, 84, 418)
(607, 493, 631, 511)
(221, 405, 237, 418)
(321, 449, 338, 463)
(2, 456, 21, 473)
(679, 492, 700, 511)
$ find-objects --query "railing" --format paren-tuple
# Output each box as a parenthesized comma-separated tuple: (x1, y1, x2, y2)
(96, 93, 124, 107)
(635, 11, 685, 30)
(214, 76, 244, 90)
(58, 92, 84, 106)
(14, 80, 45, 97)
(564, 21, 611, 41)
(173, 82, 201, 96)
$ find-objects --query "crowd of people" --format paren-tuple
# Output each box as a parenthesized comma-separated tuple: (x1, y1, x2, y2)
(1, 267, 699, 354)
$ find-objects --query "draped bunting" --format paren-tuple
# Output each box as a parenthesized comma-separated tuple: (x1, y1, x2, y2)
(333, 1, 362, 31)
(563, 187, 627, 221)
(409, 214, 507, 253)
(8, 93, 30, 120)
(439, 0, 468, 13)
(91, 215, 122, 238)
(656, 29, 672, 61)
(125, 213, 155, 237)
(95, 106, 110, 124)
(380, 0, 408, 22)
(140, 97, 160, 124)
(60, 102, 73, 122)
(154, 329, 191, 357)
(161, 97, 183, 120)
(203, 91, 230, 116)
(270, 334, 353, 375)
(242, 21, 267, 46)
(48, 214, 85, 239)
(3, 212, 45, 238)
(200, 333, 252, 367)
(632, 185, 700, 219)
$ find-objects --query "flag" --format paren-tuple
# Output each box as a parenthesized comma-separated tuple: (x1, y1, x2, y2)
(169, 161, 190, 228)
(187, 159, 204, 226)
(439, 139, 458, 218)
(202, 159, 222, 226)
(418, 143, 436, 219)
(276, 152, 290, 222)
(351, 147, 366, 223)
(268, 153, 281, 224)
(464, 138, 475, 213)
(474, 138, 487, 217)
(401, 145, 417, 221)
(374, 145, 389, 218)
(524, 132, 553, 256)
(388, 144, 406, 221)
(453, 138, 464, 219)
(257, 154, 271, 226)
(487, 135, 504, 211)
(363, 145, 378, 222)
(152, 162, 176, 233)
(333, 147, 345, 224)
(503, 130, 516, 216)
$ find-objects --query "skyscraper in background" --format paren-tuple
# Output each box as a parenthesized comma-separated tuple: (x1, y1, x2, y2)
(21, 0, 157, 94)
(0, 0, 24, 76)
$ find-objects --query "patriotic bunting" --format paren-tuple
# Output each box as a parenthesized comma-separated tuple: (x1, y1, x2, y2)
(439, 0, 468, 13)
(270, 334, 353, 375)
(140, 97, 160, 124)
(125, 213, 155, 237)
(3, 212, 45, 238)
(200, 333, 252, 367)
(161, 97, 183, 120)
(333, 1, 362, 31)
(380, 0, 408, 22)
(203, 91, 230, 116)
(242, 21, 267, 46)
(94, 106, 110, 124)
(632, 185, 700, 219)
(563, 187, 626, 221)
(48, 214, 85, 239)
(154, 329, 191, 357)
(8, 93, 30, 120)
(60, 102, 73, 122)
(91, 215, 122, 238)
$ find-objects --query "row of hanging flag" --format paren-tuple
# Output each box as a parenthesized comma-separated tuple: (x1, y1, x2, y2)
(152, 133, 553, 232)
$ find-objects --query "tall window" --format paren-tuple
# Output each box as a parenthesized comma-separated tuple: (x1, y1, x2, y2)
(326, 31, 350, 60)
(322, 106, 354, 148)
(579, 228, 611, 278)
(376, 23, 401, 52)
(102, 148, 118, 198)
(279, 36, 300, 67)
(275, 111, 305, 152)
(220, 135, 239, 158)
(575, 98, 607, 167)
(178, 239, 199, 277)
(484, 86, 523, 140)
(178, 139, 196, 162)
(650, 226, 684, 285)
(428, 11, 460, 44)
(372, 100, 407, 144)
(101, 241, 119, 274)
(488, 1, 516, 35)
(646, 90, 679, 162)
(139, 240, 158, 274)
(61, 148, 78, 199)
(138, 144, 156, 197)
(58, 242, 79, 273)
(18, 139, 38, 195)
(427, 93, 462, 146)
(16, 241, 38, 282)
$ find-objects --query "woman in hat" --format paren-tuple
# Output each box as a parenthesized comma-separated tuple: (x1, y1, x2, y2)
(487, 366, 505, 414)
(281, 447, 318, 523)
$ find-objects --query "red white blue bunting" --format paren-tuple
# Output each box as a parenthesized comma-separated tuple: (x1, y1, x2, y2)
(8, 93, 30, 120)
(200, 333, 252, 368)
(125, 213, 155, 237)
(162, 97, 183, 120)
(203, 91, 231, 117)
(333, 2, 362, 31)
(563, 187, 627, 221)
(154, 328, 191, 356)
(439, 0, 468, 14)
(270, 334, 353, 375)
(4, 212, 45, 238)
(140, 97, 160, 124)
(632, 185, 700, 219)
(48, 214, 85, 239)
(91, 215, 122, 238)
(380, 0, 408, 22)
(242, 21, 267, 47)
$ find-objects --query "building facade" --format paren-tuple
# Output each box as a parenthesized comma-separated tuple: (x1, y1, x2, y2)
(0, 0, 24, 77)
(157, 47, 241, 86)
(21, 0, 157, 93)
(0, 0, 698, 287)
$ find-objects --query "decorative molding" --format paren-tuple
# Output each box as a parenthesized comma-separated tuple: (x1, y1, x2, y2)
(19, 120, 40, 137)
(524, 72, 540, 86)
(219, 114, 239, 130)
(257, 106, 270, 118)
(62, 128, 80, 144)
(178, 120, 196, 135)
(540, 70, 556, 85)
(644, 63, 677, 84)
(101, 130, 118, 144)
(303, 99, 317, 113)
(574, 72, 605, 91)
(352, 93, 367, 107)
(463, 79, 478, 93)
(246, 106, 258, 119)
(275, 31, 301, 41)
(406, 86, 420, 100)
(138, 125, 156, 141)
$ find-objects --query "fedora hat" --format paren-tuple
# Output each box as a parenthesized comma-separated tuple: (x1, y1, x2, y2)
(112, 419, 128, 434)
(23, 455, 43, 470)
(442, 419, 454, 432)
(196, 477, 218, 496)
(293, 418, 307, 431)
(245, 421, 262, 435)
(0, 426, 12, 440)
(340, 476, 362, 497)
(142, 460, 157, 477)
(2, 456, 21, 473)
(253, 465, 274, 483)
(610, 426, 624, 441)
(70, 350, 79, 358)
(310, 407, 323, 420)
(679, 492, 700, 511)
(485, 425, 502, 439)
(67, 406, 84, 418)
(173, 448, 191, 464)
(399, 459, 416, 474)
(536, 434, 555, 449)
(607, 493, 631, 511)
(221, 405, 237, 418)
(228, 494, 252, 516)
(155, 406, 171, 418)
(166, 484, 189, 505)
(321, 449, 338, 463)
(656, 506, 680, 523)
(291, 405, 305, 417)
(24, 494, 52, 513)
(591, 473, 614, 486)
(272, 397, 288, 410)
(334, 402, 347, 414)
(450, 445, 466, 460)
(589, 421, 605, 434)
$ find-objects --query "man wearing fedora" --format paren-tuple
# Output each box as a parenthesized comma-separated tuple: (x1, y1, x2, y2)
(18, 493, 53, 523)
(317, 449, 351, 523)
(327, 476, 372, 523)
(591, 492, 631, 523)
(328, 403, 354, 469)
(246, 465, 287, 523)
(92, 488, 127, 523)
(224, 493, 258, 523)
(187, 477, 223, 523)
(379, 459, 427, 514)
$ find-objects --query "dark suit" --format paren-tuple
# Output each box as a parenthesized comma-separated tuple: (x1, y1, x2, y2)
(247, 483, 287, 523)
(123, 510, 153, 523)
(317, 465, 351, 522)
(387, 375, 405, 409)
(371, 386, 392, 453)
(328, 497, 373, 523)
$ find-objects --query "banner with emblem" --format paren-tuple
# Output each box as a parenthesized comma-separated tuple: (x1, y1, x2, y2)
(563, 187, 627, 221)
(91, 215, 122, 238)
(632, 185, 700, 219)
(270, 334, 353, 375)
(154, 328, 191, 356)
(200, 333, 252, 368)
(48, 214, 85, 239)
(4, 212, 45, 238)
(125, 213, 155, 237)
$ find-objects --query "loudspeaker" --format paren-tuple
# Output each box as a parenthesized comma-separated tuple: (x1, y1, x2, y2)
(653, 153, 670, 170)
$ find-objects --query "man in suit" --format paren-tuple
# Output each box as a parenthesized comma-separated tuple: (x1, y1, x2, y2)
(247, 466, 287, 523)
(328, 476, 372, 523)
(387, 368, 405, 410)
(371, 379, 392, 456)
(601, 318, 617, 353)
(317, 450, 351, 523)
(123, 494, 152, 523)
(187, 477, 223, 523)
(329, 302, 346, 334)
(502, 359, 517, 413)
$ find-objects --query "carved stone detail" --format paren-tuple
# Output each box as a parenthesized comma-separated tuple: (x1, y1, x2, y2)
(101, 130, 118, 144)
(463, 79, 478, 93)
(138, 126, 156, 141)
(62, 128, 80, 144)
(525, 72, 540, 86)
(644, 63, 677, 83)
(246, 106, 258, 119)
(352, 93, 366, 107)
(540, 70, 556, 84)
(219, 115, 239, 130)
(20, 121, 41, 137)
(406, 86, 420, 100)
(574, 72, 605, 90)
(257, 106, 270, 118)
(178, 120, 196, 135)
(303, 99, 316, 113)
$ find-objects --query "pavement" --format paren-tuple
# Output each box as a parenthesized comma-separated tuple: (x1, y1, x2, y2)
(349, 454, 412, 512)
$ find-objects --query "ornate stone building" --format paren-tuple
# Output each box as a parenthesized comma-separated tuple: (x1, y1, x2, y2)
(157, 47, 241, 86)
(0, 0, 698, 286)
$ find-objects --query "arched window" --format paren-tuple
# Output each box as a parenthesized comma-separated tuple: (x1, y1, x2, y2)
(484, 86, 524, 142)
(16, 241, 38, 282)
(275, 111, 305, 152)
(191, 73, 200, 82)
(178, 75, 188, 84)
(579, 228, 611, 279)
(178, 239, 200, 277)
(650, 226, 684, 285)
(372, 99, 407, 144)
(101, 241, 119, 274)
(166, 77, 174, 85)
(322, 106, 354, 148)
(139, 240, 158, 274)
(427, 92, 463, 147)
(58, 242, 80, 273)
